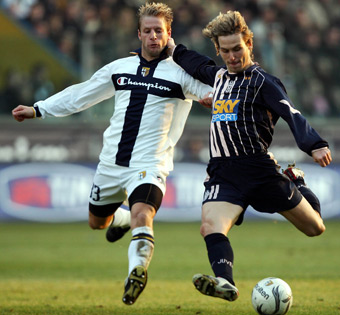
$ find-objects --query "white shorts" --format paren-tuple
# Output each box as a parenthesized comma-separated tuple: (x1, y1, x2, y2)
(89, 161, 168, 206)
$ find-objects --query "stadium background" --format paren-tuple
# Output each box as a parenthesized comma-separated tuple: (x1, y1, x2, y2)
(1, 0, 340, 222)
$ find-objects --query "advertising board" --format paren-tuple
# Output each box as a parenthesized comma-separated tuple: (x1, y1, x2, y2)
(0, 162, 339, 222)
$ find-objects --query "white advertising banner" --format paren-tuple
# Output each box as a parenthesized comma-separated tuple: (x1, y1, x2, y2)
(0, 162, 339, 222)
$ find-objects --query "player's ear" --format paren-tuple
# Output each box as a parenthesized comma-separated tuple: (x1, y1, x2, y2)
(138, 29, 141, 40)
(215, 45, 220, 56)
(215, 38, 220, 56)
(246, 39, 252, 50)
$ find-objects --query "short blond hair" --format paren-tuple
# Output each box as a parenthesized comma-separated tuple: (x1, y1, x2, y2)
(203, 11, 254, 57)
(138, 2, 173, 32)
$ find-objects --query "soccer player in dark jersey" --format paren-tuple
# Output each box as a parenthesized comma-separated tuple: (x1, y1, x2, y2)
(167, 11, 332, 302)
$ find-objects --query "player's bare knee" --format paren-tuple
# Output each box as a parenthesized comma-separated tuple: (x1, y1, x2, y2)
(88, 216, 111, 230)
(199, 224, 206, 237)
(132, 208, 154, 226)
(315, 223, 326, 236)
(88, 221, 98, 230)
(305, 223, 325, 237)
(88, 221, 106, 230)
(200, 222, 213, 237)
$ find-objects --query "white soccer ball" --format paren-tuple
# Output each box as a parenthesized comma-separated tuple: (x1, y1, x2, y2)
(251, 277, 293, 315)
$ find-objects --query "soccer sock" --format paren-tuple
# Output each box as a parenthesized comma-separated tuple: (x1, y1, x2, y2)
(204, 233, 235, 285)
(128, 226, 154, 274)
(111, 207, 131, 227)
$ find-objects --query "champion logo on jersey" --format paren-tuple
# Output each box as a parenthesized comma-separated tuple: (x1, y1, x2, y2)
(117, 77, 128, 85)
(115, 75, 171, 91)
(212, 99, 240, 122)
(141, 67, 150, 77)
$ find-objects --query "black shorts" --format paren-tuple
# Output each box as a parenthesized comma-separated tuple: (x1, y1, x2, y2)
(89, 183, 163, 218)
(203, 153, 302, 224)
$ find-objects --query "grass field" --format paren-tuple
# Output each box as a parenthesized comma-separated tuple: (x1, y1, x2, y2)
(1, 220, 340, 314)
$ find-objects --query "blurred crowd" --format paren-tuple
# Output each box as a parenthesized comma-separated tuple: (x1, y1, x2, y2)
(1, 0, 340, 117)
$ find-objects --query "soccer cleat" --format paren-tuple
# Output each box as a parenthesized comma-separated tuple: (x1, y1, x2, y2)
(282, 163, 305, 182)
(192, 274, 239, 302)
(122, 266, 148, 305)
(106, 226, 130, 242)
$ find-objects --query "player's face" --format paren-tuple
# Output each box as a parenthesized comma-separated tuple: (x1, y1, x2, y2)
(138, 16, 171, 61)
(218, 33, 253, 73)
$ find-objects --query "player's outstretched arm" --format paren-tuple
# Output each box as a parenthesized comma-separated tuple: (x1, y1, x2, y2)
(312, 147, 332, 167)
(12, 105, 36, 122)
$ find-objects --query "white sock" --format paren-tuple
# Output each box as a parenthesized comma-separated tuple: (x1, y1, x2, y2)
(111, 207, 131, 228)
(128, 226, 154, 274)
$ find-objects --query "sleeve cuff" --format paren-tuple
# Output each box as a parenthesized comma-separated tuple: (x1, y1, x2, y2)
(33, 105, 42, 118)
(311, 146, 329, 154)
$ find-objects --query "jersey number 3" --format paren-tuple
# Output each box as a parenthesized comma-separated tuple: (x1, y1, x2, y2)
(90, 184, 101, 202)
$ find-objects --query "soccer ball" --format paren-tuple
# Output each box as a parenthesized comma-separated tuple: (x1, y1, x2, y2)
(251, 277, 293, 315)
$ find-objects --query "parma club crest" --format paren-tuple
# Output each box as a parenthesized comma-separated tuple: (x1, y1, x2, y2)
(138, 171, 146, 179)
(141, 67, 150, 77)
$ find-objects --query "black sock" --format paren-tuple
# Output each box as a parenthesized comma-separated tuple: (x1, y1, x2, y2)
(204, 233, 235, 285)
(297, 185, 321, 216)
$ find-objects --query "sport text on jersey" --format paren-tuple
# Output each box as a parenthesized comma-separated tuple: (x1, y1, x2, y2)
(212, 99, 240, 122)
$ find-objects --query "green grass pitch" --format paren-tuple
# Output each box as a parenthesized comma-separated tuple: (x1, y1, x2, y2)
(1, 220, 340, 314)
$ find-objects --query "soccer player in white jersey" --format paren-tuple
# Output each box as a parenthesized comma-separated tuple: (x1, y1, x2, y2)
(12, 2, 212, 305)
(167, 11, 332, 302)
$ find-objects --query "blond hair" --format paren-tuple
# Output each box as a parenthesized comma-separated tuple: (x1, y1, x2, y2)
(203, 11, 254, 57)
(138, 2, 173, 32)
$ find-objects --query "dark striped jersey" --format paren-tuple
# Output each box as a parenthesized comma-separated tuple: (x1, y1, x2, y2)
(173, 44, 328, 159)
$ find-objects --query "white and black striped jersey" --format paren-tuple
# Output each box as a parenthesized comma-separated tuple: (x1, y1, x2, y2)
(34, 49, 212, 171)
(173, 44, 328, 159)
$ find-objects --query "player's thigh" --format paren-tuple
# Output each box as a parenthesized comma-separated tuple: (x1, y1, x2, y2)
(201, 201, 244, 236)
(278, 197, 325, 236)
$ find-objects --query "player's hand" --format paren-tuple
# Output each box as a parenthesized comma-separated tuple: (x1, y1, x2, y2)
(167, 37, 176, 55)
(12, 105, 35, 122)
(312, 147, 332, 167)
(198, 92, 214, 109)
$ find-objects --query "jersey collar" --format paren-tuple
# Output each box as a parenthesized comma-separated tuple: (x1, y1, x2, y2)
(130, 47, 170, 65)
(226, 63, 259, 78)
